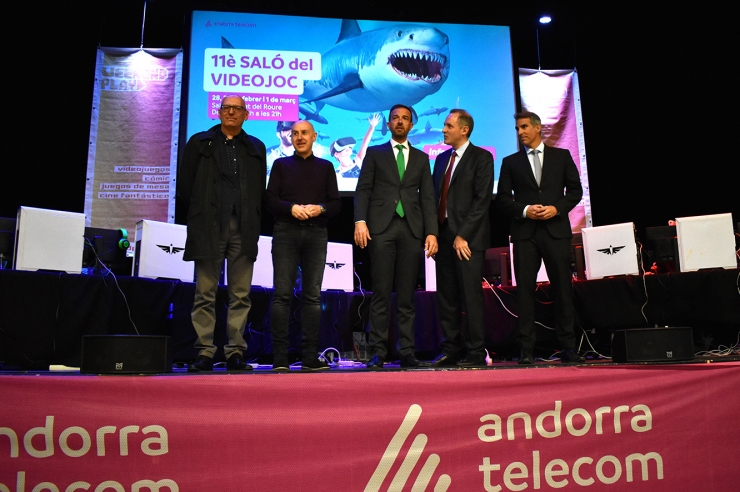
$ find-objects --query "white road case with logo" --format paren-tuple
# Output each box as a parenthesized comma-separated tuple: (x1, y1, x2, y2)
(582, 222, 639, 280)
(249, 236, 354, 291)
(132, 220, 193, 282)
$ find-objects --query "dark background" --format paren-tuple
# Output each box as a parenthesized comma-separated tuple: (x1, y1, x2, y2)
(3, 2, 736, 252)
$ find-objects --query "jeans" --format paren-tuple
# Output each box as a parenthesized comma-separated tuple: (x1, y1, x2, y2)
(270, 222, 328, 356)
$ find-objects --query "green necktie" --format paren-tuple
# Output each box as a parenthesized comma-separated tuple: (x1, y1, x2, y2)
(395, 144, 405, 217)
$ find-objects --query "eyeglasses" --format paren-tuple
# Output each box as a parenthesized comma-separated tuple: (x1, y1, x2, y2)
(220, 105, 247, 113)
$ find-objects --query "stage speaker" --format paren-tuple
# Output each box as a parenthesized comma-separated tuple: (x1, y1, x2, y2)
(81, 335, 173, 374)
(611, 327, 694, 363)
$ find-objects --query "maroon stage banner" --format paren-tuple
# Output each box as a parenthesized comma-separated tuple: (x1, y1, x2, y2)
(1, 362, 739, 491)
(518, 69, 591, 233)
(85, 47, 183, 235)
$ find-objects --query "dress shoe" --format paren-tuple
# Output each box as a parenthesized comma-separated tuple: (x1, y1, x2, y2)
(457, 355, 487, 367)
(399, 353, 422, 368)
(560, 349, 585, 364)
(518, 352, 535, 365)
(188, 355, 214, 372)
(430, 353, 459, 367)
(366, 355, 384, 369)
(272, 353, 290, 371)
(301, 357, 330, 371)
(226, 353, 252, 371)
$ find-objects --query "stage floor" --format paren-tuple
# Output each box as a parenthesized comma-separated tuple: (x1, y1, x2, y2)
(2, 354, 739, 376)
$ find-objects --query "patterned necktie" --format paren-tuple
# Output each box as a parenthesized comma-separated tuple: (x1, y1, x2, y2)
(531, 149, 542, 186)
(395, 144, 405, 217)
(225, 138, 237, 174)
(438, 151, 457, 224)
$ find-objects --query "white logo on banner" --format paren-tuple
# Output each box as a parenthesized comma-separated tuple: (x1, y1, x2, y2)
(365, 404, 451, 491)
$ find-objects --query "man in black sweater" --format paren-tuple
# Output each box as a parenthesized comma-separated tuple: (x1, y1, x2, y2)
(265, 120, 341, 370)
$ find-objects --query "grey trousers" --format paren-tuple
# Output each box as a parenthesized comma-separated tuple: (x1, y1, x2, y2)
(191, 214, 254, 359)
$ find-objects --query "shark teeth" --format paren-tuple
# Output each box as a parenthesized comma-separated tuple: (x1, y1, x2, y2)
(389, 50, 448, 83)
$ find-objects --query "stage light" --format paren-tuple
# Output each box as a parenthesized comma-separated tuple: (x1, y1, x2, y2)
(539, 16, 552, 24)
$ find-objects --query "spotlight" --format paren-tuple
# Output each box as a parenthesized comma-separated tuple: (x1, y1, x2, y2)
(539, 15, 552, 24)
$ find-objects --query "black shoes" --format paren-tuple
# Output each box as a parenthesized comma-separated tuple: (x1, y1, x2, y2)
(188, 355, 214, 372)
(189, 354, 252, 372)
(560, 349, 585, 364)
(430, 353, 459, 367)
(518, 351, 535, 365)
(399, 353, 422, 368)
(226, 353, 252, 371)
(301, 357, 330, 371)
(366, 355, 384, 369)
(457, 355, 487, 367)
(272, 354, 290, 371)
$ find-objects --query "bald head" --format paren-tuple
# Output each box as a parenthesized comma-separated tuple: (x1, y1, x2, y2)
(291, 120, 317, 158)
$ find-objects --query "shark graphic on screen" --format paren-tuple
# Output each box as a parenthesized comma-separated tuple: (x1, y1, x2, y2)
(224, 19, 450, 117)
(302, 19, 450, 112)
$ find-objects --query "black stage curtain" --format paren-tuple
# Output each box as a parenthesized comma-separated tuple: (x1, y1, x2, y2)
(1, 269, 737, 368)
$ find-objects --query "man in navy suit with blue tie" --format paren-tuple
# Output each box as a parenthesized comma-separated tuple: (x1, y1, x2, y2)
(496, 111, 584, 364)
(431, 109, 494, 367)
(354, 104, 438, 369)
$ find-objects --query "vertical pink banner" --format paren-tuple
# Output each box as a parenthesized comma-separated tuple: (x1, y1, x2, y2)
(85, 48, 183, 234)
(518, 69, 591, 233)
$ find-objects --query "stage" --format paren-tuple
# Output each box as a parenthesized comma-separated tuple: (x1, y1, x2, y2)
(1, 359, 739, 491)
(1, 268, 739, 369)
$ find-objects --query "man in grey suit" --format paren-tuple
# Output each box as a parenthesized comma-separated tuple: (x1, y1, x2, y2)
(496, 111, 584, 365)
(354, 104, 438, 369)
(431, 109, 494, 367)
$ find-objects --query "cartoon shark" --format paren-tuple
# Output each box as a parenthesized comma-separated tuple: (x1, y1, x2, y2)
(418, 106, 449, 117)
(407, 120, 444, 146)
(298, 102, 329, 125)
(302, 19, 450, 113)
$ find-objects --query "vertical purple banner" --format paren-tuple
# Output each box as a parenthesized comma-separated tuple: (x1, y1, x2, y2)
(85, 48, 183, 234)
(518, 69, 592, 233)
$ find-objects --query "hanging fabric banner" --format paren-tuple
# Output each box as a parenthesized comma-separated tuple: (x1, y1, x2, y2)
(518, 69, 592, 232)
(85, 47, 182, 234)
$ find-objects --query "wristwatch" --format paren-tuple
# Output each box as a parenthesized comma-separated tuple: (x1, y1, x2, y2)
(319, 204, 326, 214)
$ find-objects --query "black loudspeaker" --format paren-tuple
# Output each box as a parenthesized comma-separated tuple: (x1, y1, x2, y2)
(611, 327, 694, 363)
(81, 335, 173, 374)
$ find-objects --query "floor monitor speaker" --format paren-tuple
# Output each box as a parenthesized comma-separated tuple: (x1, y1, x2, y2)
(612, 327, 694, 363)
(81, 335, 173, 374)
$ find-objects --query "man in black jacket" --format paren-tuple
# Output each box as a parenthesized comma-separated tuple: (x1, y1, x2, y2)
(496, 111, 584, 365)
(431, 109, 494, 368)
(178, 95, 266, 372)
(354, 104, 438, 369)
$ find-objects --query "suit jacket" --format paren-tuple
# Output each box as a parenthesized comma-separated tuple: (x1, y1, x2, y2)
(354, 142, 437, 239)
(433, 143, 494, 251)
(496, 145, 582, 240)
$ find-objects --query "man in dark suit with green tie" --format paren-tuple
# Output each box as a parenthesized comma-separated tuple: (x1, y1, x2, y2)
(354, 104, 438, 369)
